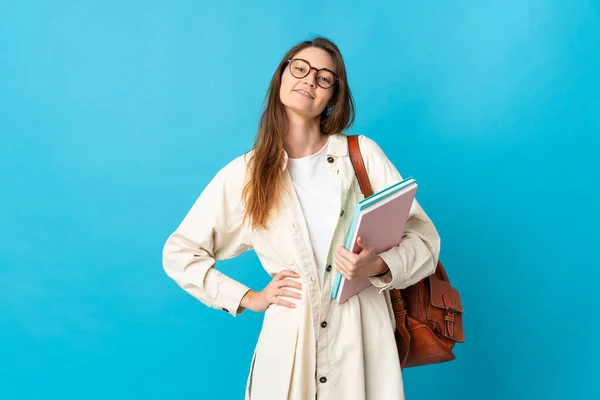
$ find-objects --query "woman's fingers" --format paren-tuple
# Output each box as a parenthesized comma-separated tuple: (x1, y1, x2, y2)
(270, 287, 297, 308)
(337, 267, 352, 281)
(272, 281, 302, 303)
(333, 256, 353, 280)
(277, 270, 299, 280)
(280, 278, 302, 291)
(274, 270, 302, 291)
(274, 297, 297, 308)
(269, 271, 303, 309)
(335, 247, 358, 265)
(277, 288, 302, 300)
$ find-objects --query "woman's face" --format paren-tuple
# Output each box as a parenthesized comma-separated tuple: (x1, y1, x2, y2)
(279, 47, 337, 120)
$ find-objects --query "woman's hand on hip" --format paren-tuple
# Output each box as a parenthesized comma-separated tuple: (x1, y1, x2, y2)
(240, 270, 302, 312)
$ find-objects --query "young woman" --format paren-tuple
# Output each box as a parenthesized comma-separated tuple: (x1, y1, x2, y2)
(162, 36, 440, 400)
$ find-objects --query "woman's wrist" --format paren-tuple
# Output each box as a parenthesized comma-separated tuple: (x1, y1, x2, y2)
(240, 289, 257, 310)
(373, 257, 390, 277)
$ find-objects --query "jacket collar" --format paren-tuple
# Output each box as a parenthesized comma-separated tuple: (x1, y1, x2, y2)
(326, 132, 349, 157)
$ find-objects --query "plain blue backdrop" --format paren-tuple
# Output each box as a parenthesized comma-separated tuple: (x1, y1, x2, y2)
(1, 0, 599, 399)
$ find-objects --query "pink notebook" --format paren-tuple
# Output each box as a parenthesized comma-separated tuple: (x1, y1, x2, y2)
(333, 182, 418, 304)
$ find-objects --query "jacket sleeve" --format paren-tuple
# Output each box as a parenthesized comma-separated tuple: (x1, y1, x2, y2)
(162, 157, 254, 317)
(358, 135, 441, 293)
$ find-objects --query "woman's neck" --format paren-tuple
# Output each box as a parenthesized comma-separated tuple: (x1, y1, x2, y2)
(283, 118, 328, 159)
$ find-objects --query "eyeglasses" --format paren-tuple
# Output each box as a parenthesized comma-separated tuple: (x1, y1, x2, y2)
(286, 58, 339, 89)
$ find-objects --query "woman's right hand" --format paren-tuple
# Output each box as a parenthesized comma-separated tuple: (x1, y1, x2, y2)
(241, 270, 303, 312)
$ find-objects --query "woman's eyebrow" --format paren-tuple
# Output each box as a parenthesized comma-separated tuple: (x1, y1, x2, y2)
(303, 59, 335, 71)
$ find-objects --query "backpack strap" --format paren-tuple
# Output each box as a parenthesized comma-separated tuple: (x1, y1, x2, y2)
(347, 135, 374, 197)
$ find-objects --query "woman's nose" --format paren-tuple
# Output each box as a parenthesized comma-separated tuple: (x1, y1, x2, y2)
(303, 70, 317, 87)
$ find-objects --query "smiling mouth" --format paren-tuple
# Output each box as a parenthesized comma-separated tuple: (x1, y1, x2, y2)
(294, 89, 315, 99)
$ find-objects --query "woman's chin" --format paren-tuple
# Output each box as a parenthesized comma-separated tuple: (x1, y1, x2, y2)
(283, 103, 323, 120)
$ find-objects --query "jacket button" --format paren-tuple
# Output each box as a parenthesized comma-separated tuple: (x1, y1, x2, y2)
(321, 321, 327, 328)
(319, 376, 327, 383)
(222, 308, 229, 313)
(340, 209, 344, 217)
(327, 156, 334, 163)
(326, 265, 332, 272)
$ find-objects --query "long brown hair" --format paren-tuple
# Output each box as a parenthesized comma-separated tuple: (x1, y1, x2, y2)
(242, 37, 355, 230)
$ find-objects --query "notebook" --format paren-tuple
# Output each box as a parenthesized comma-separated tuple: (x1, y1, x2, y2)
(331, 177, 418, 304)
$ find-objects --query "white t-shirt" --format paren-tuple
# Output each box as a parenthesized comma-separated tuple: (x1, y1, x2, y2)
(286, 137, 341, 285)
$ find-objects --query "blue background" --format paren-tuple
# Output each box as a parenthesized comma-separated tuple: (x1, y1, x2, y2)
(1, 0, 599, 399)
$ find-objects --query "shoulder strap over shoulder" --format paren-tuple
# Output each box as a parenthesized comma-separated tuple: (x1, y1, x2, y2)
(347, 135, 374, 197)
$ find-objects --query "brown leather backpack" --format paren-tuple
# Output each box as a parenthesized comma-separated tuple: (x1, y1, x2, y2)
(347, 135, 465, 369)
